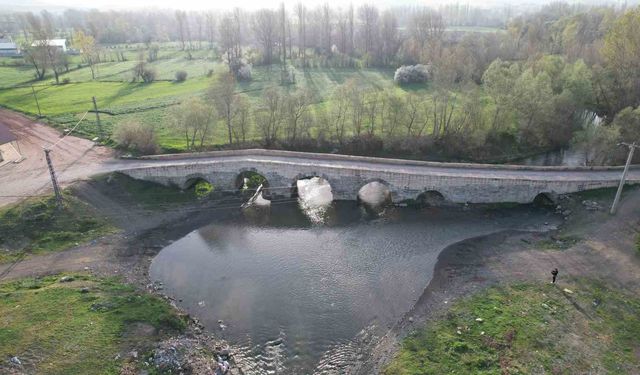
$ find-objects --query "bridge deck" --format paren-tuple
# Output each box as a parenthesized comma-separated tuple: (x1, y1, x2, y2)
(115, 151, 640, 183)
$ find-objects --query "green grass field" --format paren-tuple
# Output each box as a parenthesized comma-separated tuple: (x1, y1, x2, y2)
(0, 192, 116, 264)
(0, 274, 186, 374)
(0, 44, 498, 154)
(0, 45, 420, 151)
(385, 279, 640, 374)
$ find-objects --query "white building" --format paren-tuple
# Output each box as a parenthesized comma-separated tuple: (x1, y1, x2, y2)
(31, 39, 67, 53)
(0, 39, 20, 57)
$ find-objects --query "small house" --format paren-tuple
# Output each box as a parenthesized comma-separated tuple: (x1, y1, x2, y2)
(0, 123, 21, 166)
(0, 39, 20, 57)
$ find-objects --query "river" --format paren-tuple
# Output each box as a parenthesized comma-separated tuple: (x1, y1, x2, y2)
(150, 200, 559, 374)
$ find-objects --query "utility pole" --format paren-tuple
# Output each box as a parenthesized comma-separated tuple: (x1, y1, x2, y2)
(92, 96, 103, 139)
(31, 85, 42, 118)
(610, 142, 638, 215)
(44, 148, 63, 208)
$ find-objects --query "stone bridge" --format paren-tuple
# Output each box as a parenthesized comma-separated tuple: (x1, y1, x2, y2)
(116, 149, 640, 204)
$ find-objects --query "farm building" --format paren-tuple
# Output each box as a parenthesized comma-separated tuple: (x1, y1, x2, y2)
(0, 123, 22, 166)
(0, 39, 20, 57)
(31, 38, 67, 53)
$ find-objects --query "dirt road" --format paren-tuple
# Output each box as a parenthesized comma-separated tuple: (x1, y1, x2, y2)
(0, 109, 114, 207)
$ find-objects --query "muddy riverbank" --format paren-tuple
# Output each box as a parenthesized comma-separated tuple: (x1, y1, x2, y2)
(1, 177, 638, 375)
(358, 187, 640, 374)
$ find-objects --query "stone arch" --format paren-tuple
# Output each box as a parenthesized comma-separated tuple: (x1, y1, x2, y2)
(532, 192, 557, 206)
(235, 169, 270, 198)
(182, 174, 210, 190)
(416, 190, 447, 207)
(357, 179, 392, 206)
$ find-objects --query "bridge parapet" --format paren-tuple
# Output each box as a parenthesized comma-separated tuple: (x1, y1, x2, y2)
(118, 150, 639, 204)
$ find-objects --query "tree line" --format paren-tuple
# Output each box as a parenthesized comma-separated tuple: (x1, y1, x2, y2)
(5, 3, 640, 164)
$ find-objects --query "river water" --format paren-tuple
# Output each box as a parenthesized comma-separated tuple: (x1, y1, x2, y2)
(150, 201, 558, 374)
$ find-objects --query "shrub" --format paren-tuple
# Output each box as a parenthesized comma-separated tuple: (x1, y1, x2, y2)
(237, 63, 252, 81)
(113, 121, 159, 155)
(62, 78, 71, 84)
(394, 64, 430, 85)
(194, 180, 214, 198)
(141, 67, 156, 83)
(175, 70, 188, 82)
(206, 69, 214, 77)
(231, 60, 252, 81)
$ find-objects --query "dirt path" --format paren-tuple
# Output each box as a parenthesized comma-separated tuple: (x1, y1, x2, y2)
(358, 188, 640, 374)
(0, 109, 114, 207)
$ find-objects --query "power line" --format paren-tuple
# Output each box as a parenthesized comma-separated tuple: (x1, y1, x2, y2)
(48, 111, 89, 150)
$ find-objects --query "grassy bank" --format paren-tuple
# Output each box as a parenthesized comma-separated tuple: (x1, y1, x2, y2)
(91, 173, 213, 208)
(385, 279, 640, 374)
(0, 274, 186, 374)
(0, 192, 115, 263)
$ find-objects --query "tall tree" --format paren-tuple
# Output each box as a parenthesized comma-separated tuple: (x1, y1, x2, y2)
(175, 10, 187, 50)
(358, 4, 379, 57)
(601, 7, 640, 114)
(205, 12, 216, 49)
(253, 9, 277, 65)
(296, 3, 306, 66)
(209, 72, 237, 145)
(73, 30, 98, 80)
(171, 97, 216, 150)
(410, 9, 445, 63)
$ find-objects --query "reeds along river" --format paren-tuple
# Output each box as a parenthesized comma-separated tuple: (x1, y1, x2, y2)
(150, 181, 560, 374)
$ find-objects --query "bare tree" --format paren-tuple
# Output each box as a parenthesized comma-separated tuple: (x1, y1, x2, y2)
(256, 87, 285, 147)
(219, 12, 243, 73)
(348, 4, 355, 56)
(320, 3, 332, 55)
(171, 97, 216, 150)
(21, 12, 55, 80)
(284, 88, 313, 142)
(232, 94, 252, 144)
(209, 72, 237, 145)
(380, 10, 400, 66)
(410, 9, 445, 63)
(358, 4, 379, 57)
(205, 12, 216, 49)
(175, 10, 187, 50)
(253, 9, 278, 66)
(295, 3, 306, 67)
(330, 84, 350, 144)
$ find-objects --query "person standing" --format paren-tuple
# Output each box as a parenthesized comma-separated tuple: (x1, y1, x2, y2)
(551, 268, 559, 284)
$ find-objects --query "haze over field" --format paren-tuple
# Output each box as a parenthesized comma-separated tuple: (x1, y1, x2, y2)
(0, 0, 636, 11)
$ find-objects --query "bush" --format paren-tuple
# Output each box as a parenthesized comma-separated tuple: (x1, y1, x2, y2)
(175, 70, 188, 82)
(194, 180, 214, 199)
(236, 62, 252, 81)
(113, 121, 159, 155)
(141, 67, 156, 83)
(394, 64, 430, 85)
(62, 78, 71, 84)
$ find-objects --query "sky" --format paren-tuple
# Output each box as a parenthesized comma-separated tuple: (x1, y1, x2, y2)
(0, 0, 633, 12)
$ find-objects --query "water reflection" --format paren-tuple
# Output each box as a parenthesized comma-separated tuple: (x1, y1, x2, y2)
(151, 202, 559, 374)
